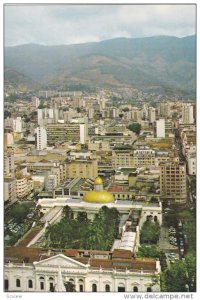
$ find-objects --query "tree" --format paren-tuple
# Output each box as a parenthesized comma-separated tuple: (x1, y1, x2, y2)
(76, 107, 81, 113)
(62, 205, 73, 219)
(159, 251, 167, 271)
(45, 207, 120, 251)
(185, 252, 196, 292)
(64, 281, 76, 292)
(38, 100, 46, 109)
(10, 203, 29, 223)
(4, 110, 11, 119)
(140, 220, 160, 244)
(138, 245, 160, 258)
(119, 113, 124, 118)
(23, 116, 31, 123)
(77, 211, 87, 223)
(127, 123, 141, 135)
(162, 261, 188, 292)
(122, 107, 130, 112)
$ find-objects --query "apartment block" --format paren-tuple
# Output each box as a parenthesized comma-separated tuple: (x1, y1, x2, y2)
(65, 158, 98, 179)
(112, 148, 134, 169)
(133, 149, 155, 167)
(156, 119, 165, 138)
(181, 103, 194, 124)
(16, 175, 33, 199)
(4, 178, 16, 203)
(160, 162, 187, 204)
(35, 127, 47, 150)
(46, 123, 87, 145)
(4, 152, 15, 177)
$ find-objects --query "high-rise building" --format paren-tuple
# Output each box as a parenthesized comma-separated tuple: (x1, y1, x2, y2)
(4, 178, 16, 203)
(181, 104, 194, 124)
(37, 109, 45, 126)
(16, 175, 33, 199)
(4, 133, 14, 149)
(46, 123, 87, 145)
(148, 107, 156, 123)
(32, 97, 40, 108)
(4, 152, 15, 177)
(156, 119, 165, 138)
(13, 117, 22, 132)
(160, 162, 187, 203)
(45, 175, 58, 192)
(159, 102, 171, 118)
(35, 127, 47, 150)
(88, 108, 94, 119)
(79, 124, 87, 144)
(187, 150, 196, 175)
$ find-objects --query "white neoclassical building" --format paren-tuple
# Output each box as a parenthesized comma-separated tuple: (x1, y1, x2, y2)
(4, 248, 161, 292)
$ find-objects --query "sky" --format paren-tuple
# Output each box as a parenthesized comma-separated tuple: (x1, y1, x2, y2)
(4, 4, 196, 47)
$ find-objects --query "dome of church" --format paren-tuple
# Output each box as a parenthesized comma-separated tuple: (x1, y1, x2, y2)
(94, 177, 103, 185)
(83, 190, 115, 203)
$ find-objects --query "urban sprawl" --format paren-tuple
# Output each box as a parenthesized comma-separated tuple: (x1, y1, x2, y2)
(4, 88, 196, 292)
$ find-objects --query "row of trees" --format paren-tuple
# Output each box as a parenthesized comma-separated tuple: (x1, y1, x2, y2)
(161, 252, 196, 292)
(45, 206, 120, 251)
(162, 208, 196, 292)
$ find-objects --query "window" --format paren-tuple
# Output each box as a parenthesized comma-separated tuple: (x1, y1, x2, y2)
(16, 279, 21, 288)
(5, 279, 9, 291)
(49, 282, 54, 292)
(118, 286, 125, 292)
(28, 279, 33, 288)
(92, 283, 97, 292)
(79, 284, 83, 292)
(133, 286, 138, 292)
(105, 284, 110, 292)
(39, 277, 45, 290)
(40, 282, 44, 290)
(147, 287, 152, 292)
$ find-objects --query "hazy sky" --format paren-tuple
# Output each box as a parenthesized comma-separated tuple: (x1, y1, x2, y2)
(4, 4, 196, 46)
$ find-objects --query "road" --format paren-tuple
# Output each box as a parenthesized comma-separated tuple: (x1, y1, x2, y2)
(159, 226, 178, 251)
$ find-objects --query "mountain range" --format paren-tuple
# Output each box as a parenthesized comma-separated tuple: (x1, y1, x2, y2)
(4, 35, 196, 97)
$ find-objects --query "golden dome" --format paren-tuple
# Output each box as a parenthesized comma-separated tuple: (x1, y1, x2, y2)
(94, 177, 103, 185)
(83, 190, 115, 203)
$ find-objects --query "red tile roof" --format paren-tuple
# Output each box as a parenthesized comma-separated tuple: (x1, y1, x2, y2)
(4, 246, 157, 272)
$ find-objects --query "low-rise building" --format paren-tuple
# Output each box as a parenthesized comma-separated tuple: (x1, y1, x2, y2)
(4, 247, 161, 292)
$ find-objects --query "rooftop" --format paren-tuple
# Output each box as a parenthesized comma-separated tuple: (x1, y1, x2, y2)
(4, 246, 157, 272)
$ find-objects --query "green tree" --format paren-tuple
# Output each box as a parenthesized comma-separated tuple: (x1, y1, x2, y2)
(122, 107, 130, 112)
(45, 207, 120, 251)
(138, 245, 160, 258)
(62, 205, 74, 219)
(159, 251, 167, 271)
(185, 252, 196, 291)
(77, 212, 87, 223)
(4, 110, 11, 119)
(64, 281, 76, 292)
(127, 123, 141, 135)
(76, 107, 81, 113)
(10, 203, 29, 223)
(162, 261, 189, 292)
(140, 220, 160, 244)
